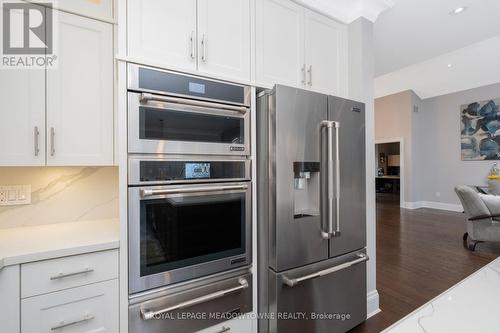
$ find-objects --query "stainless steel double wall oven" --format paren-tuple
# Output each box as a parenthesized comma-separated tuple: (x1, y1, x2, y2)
(127, 64, 253, 332)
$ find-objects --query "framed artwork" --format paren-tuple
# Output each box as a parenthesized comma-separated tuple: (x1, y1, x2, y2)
(461, 99, 500, 160)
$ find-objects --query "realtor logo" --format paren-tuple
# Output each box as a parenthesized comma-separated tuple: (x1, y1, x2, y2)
(1, 1, 57, 68)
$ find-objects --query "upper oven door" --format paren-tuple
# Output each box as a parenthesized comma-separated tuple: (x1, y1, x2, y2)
(128, 92, 250, 156)
(128, 182, 252, 294)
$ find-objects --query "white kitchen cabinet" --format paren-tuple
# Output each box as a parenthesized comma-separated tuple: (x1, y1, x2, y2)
(0, 4, 46, 166)
(255, 0, 348, 95)
(197, 0, 251, 81)
(21, 279, 119, 333)
(28, 0, 114, 21)
(128, 0, 197, 72)
(305, 9, 348, 96)
(47, 10, 114, 165)
(256, 0, 305, 87)
(0, 265, 20, 333)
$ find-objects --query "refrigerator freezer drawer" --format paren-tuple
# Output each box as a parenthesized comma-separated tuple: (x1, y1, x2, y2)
(268, 251, 367, 333)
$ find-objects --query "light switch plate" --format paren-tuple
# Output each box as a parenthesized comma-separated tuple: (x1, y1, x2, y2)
(0, 185, 31, 206)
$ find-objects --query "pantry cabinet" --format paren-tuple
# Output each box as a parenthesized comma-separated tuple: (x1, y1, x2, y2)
(47, 11, 114, 166)
(127, 0, 251, 81)
(0, 8, 114, 166)
(256, 0, 348, 95)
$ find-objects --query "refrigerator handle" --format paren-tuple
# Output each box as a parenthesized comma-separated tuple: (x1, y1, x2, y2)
(320, 121, 340, 239)
(282, 253, 368, 287)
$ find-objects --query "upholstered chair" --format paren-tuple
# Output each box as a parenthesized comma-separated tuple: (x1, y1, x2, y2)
(455, 185, 500, 251)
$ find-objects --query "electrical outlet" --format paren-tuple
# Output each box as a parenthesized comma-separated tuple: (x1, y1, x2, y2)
(0, 185, 31, 206)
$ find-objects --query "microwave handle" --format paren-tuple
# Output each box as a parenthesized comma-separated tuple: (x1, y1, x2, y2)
(140, 278, 249, 320)
(141, 184, 248, 197)
(140, 93, 248, 114)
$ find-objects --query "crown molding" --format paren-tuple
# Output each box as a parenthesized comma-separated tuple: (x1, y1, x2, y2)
(294, 0, 394, 23)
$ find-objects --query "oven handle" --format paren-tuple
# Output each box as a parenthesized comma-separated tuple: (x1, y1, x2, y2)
(282, 253, 368, 287)
(140, 278, 249, 320)
(140, 93, 248, 114)
(141, 184, 248, 197)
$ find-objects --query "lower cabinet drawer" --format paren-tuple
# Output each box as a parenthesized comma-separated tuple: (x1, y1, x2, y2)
(21, 250, 118, 298)
(21, 279, 118, 333)
(196, 316, 253, 333)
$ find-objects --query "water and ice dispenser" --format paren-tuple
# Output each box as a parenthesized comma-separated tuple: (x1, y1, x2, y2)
(293, 162, 320, 218)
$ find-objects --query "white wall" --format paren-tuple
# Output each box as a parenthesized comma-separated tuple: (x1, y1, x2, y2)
(348, 17, 379, 316)
(0, 167, 118, 228)
(415, 82, 500, 207)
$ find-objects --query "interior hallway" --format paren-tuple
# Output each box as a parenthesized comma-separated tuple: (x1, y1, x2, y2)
(350, 194, 499, 332)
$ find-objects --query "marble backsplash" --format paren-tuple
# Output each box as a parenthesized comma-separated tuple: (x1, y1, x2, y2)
(0, 167, 118, 229)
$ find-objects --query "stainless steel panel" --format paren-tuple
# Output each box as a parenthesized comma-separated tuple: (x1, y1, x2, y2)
(128, 92, 250, 156)
(128, 64, 251, 107)
(129, 272, 252, 333)
(327, 97, 366, 258)
(128, 155, 251, 186)
(128, 182, 252, 294)
(272, 85, 329, 271)
(268, 250, 367, 333)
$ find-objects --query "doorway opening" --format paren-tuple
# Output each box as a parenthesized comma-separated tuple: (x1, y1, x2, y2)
(375, 139, 403, 207)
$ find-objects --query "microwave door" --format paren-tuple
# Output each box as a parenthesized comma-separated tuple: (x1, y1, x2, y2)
(128, 92, 249, 156)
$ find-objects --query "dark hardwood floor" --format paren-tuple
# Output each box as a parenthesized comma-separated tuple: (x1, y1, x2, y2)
(350, 193, 500, 333)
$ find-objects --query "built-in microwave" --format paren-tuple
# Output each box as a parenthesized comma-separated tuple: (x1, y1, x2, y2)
(128, 64, 251, 156)
(128, 156, 252, 294)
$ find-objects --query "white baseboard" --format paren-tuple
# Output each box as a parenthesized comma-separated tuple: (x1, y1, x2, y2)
(403, 201, 463, 212)
(367, 290, 380, 319)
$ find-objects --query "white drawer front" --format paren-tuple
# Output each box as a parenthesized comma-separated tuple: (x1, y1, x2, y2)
(21, 250, 118, 298)
(196, 317, 253, 333)
(22, 279, 118, 333)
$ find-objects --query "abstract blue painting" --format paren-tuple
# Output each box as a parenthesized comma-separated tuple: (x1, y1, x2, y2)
(461, 99, 500, 160)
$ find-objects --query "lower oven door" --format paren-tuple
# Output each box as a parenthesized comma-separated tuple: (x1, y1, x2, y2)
(128, 182, 252, 294)
(129, 271, 252, 333)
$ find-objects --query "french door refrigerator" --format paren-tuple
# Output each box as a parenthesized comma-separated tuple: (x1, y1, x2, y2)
(257, 85, 368, 333)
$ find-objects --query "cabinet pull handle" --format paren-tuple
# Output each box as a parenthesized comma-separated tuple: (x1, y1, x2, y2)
(50, 127, 55, 156)
(34, 126, 40, 157)
(51, 314, 95, 331)
(190, 31, 195, 59)
(50, 268, 94, 280)
(301, 65, 306, 85)
(201, 34, 207, 62)
(307, 65, 312, 86)
(215, 326, 231, 333)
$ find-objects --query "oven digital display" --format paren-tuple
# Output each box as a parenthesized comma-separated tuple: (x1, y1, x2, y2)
(189, 82, 206, 94)
(185, 163, 210, 179)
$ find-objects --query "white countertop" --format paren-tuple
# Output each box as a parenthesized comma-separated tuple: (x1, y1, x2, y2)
(0, 218, 119, 269)
(383, 256, 500, 333)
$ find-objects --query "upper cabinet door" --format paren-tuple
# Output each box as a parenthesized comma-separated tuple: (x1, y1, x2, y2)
(256, 0, 304, 87)
(197, 0, 251, 81)
(46, 11, 113, 166)
(305, 10, 348, 96)
(0, 5, 45, 166)
(128, 0, 197, 71)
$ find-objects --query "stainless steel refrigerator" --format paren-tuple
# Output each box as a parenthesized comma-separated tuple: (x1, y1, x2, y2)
(257, 85, 368, 333)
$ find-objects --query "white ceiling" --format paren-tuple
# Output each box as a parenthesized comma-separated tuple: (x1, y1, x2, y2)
(374, 0, 500, 76)
(296, 0, 394, 23)
(374, 35, 500, 99)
